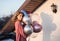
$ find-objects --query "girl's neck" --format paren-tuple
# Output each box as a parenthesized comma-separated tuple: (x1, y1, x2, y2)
(17, 19, 22, 22)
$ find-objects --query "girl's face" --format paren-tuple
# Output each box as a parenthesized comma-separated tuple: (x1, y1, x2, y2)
(17, 13, 23, 21)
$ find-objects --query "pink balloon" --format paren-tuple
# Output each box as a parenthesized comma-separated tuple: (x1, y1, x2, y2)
(32, 21, 42, 33)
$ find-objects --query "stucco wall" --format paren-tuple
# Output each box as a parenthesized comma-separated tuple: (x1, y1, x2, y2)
(27, 0, 60, 41)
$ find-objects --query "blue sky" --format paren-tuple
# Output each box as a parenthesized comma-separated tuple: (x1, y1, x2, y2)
(0, 0, 25, 17)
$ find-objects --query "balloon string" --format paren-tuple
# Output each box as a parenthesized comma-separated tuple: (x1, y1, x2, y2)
(28, 35, 30, 41)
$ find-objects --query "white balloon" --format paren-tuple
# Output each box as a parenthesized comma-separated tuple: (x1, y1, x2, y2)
(24, 24, 33, 35)
(23, 16, 31, 24)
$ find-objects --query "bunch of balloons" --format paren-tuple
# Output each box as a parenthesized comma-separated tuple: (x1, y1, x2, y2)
(20, 10, 42, 36)
(21, 10, 33, 35)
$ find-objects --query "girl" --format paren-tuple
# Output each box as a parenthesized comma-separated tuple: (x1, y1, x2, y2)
(15, 12, 27, 41)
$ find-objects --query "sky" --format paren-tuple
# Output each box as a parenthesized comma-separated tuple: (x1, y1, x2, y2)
(0, 0, 25, 17)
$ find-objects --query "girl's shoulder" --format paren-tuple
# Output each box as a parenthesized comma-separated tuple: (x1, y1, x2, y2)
(15, 20, 20, 24)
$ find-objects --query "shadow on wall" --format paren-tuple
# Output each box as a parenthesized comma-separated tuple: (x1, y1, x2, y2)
(53, 36, 60, 41)
(40, 12, 57, 41)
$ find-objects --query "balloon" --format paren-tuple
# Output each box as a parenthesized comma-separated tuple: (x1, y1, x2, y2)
(24, 24, 33, 35)
(21, 10, 29, 17)
(23, 16, 32, 25)
(20, 22, 26, 27)
(23, 16, 30, 23)
(32, 21, 42, 33)
(21, 10, 31, 24)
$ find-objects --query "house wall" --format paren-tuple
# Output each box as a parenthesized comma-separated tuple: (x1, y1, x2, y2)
(27, 0, 60, 41)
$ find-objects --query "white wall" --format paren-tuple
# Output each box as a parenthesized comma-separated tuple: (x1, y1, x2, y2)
(27, 0, 60, 41)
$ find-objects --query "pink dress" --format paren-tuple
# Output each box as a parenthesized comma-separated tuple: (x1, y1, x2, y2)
(15, 20, 26, 41)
